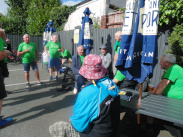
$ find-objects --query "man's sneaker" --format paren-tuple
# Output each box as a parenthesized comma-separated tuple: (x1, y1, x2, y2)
(26, 83, 31, 88)
(0, 117, 13, 129)
(37, 82, 42, 85)
(55, 76, 58, 80)
(49, 76, 53, 81)
(73, 88, 78, 94)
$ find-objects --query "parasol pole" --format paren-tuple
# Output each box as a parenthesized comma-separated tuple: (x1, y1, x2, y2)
(137, 83, 143, 136)
(139, 83, 142, 100)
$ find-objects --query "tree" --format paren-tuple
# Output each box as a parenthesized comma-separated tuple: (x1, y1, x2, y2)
(26, 0, 61, 35)
(49, 5, 76, 31)
(4, 0, 32, 34)
(159, 0, 183, 29)
(167, 24, 183, 67)
(91, 15, 100, 29)
(1, 15, 22, 34)
(3, 0, 61, 35)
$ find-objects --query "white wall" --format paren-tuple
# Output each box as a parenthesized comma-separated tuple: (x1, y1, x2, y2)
(64, 0, 125, 31)
(64, 0, 109, 31)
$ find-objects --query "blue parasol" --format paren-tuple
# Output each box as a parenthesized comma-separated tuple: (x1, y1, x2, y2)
(42, 20, 56, 68)
(43, 20, 56, 47)
(116, 0, 159, 83)
(116, 0, 159, 101)
(116, 0, 160, 128)
(77, 7, 93, 55)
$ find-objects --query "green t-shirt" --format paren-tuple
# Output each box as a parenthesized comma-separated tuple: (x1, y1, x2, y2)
(0, 38, 4, 66)
(3, 41, 8, 63)
(114, 41, 121, 54)
(79, 55, 84, 66)
(18, 42, 38, 63)
(60, 49, 72, 59)
(46, 41, 61, 58)
(0, 37, 4, 51)
(163, 64, 183, 100)
(114, 70, 126, 81)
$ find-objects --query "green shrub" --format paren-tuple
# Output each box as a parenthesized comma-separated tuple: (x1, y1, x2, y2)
(167, 24, 183, 67)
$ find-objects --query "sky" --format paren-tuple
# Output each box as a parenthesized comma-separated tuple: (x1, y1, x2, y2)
(0, 0, 9, 15)
(0, 0, 84, 15)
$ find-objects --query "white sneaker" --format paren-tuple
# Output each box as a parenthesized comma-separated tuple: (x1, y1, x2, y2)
(73, 88, 78, 94)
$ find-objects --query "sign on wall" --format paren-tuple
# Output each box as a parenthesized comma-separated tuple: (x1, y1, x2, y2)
(74, 29, 80, 44)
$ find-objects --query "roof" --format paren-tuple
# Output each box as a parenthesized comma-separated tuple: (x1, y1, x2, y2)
(110, 0, 126, 8)
(75, 0, 126, 8)
(75, 0, 92, 7)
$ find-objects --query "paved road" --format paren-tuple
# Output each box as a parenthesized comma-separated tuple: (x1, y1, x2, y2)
(1, 62, 76, 137)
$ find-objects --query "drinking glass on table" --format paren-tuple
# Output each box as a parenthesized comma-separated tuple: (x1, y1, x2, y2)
(148, 84, 155, 95)
(68, 58, 72, 64)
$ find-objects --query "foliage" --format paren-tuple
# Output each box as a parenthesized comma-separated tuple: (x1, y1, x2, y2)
(119, 8, 126, 13)
(49, 5, 76, 31)
(4, 0, 32, 34)
(2, 0, 61, 35)
(159, 0, 183, 29)
(167, 24, 183, 67)
(91, 15, 100, 29)
(1, 15, 23, 34)
(26, 0, 61, 35)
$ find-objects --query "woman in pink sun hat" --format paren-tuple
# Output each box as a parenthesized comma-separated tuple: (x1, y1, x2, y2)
(49, 54, 120, 137)
(79, 54, 107, 80)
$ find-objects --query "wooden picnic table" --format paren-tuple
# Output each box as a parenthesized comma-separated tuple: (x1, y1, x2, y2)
(120, 88, 183, 127)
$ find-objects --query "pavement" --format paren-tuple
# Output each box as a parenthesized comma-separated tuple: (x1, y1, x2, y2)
(0, 62, 182, 137)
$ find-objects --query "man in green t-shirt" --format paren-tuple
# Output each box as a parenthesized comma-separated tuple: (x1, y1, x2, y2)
(71, 45, 85, 94)
(44, 35, 61, 81)
(154, 54, 183, 100)
(113, 31, 122, 76)
(113, 31, 124, 84)
(60, 47, 72, 64)
(17, 34, 41, 88)
(112, 31, 139, 90)
(0, 28, 13, 129)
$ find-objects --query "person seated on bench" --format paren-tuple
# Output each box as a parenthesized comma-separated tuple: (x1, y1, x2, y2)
(146, 54, 183, 127)
(60, 47, 72, 64)
(99, 45, 113, 79)
(49, 54, 120, 137)
(154, 54, 183, 100)
(71, 45, 85, 94)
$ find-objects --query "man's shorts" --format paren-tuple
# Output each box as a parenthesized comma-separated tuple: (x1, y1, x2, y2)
(0, 69, 7, 99)
(48, 57, 61, 68)
(23, 62, 38, 72)
(2, 63, 9, 78)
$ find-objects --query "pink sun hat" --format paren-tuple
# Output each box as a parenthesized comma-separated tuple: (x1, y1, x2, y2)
(79, 54, 107, 80)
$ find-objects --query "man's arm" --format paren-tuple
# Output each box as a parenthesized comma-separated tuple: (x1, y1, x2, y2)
(0, 50, 9, 60)
(6, 38, 11, 51)
(154, 79, 170, 95)
(44, 46, 50, 56)
(57, 49, 61, 52)
(17, 49, 30, 56)
(104, 53, 112, 69)
(71, 55, 80, 75)
(57, 43, 62, 52)
(35, 50, 39, 62)
(114, 53, 118, 63)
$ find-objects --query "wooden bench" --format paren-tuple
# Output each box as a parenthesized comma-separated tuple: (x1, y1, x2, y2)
(120, 88, 183, 133)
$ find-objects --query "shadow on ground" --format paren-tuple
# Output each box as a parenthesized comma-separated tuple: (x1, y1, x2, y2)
(4, 79, 77, 126)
